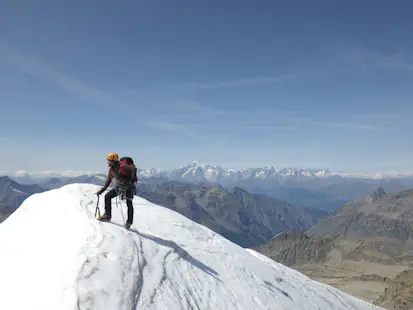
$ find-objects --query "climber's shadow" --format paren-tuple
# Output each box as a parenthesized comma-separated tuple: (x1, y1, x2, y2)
(133, 229, 221, 282)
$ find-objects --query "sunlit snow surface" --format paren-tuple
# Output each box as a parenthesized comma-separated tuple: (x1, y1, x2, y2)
(0, 184, 383, 310)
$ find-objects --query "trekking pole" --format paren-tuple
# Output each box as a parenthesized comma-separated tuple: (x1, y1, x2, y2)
(95, 195, 100, 218)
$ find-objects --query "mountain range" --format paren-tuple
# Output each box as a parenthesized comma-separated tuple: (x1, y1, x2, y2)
(139, 163, 413, 212)
(5, 162, 413, 212)
(137, 162, 332, 183)
(5, 162, 413, 184)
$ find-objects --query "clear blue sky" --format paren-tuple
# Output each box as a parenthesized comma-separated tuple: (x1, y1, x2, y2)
(0, 0, 412, 173)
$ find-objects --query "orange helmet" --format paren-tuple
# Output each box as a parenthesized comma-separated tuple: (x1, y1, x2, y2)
(106, 152, 119, 162)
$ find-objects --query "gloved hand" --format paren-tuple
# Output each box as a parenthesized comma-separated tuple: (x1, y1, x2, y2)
(95, 190, 102, 196)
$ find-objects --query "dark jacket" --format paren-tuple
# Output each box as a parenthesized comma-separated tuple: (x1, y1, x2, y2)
(98, 162, 138, 194)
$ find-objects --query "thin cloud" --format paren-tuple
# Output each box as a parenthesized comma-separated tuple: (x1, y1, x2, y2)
(170, 74, 296, 90)
(143, 99, 239, 120)
(145, 120, 231, 144)
(244, 120, 376, 131)
(145, 120, 214, 142)
(0, 41, 130, 107)
(244, 125, 301, 130)
(307, 121, 377, 130)
(108, 89, 143, 97)
(282, 115, 378, 130)
(0, 137, 18, 144)
(178, 123, 229, 129)
(350, 111, 413, 126)
(172, 100, 237, 116)
(331, 42, 413, 74)
(378, 51, 413, 72)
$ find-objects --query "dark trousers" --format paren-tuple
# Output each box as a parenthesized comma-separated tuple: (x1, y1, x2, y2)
(104, 188, 134, 224)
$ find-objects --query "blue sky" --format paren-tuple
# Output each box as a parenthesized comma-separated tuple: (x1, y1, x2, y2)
(0, 0, 412, 173)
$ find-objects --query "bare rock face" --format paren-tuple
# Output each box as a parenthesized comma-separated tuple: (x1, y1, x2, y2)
(0, 203, 14, 222)
(251, 230, 310, 258)
(375, 269, 413, 310)
(249, 188, 413, 264)
(251, 230, 335, 267)
(253, 188, 413, 305)
(0, 176, 46, 223)
(306, 189, 413, 261)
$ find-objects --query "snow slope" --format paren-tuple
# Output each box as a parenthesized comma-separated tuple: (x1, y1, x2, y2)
(0, 184, 383, 310)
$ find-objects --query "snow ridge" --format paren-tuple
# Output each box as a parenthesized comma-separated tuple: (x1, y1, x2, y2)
(0, 184, 383, 310)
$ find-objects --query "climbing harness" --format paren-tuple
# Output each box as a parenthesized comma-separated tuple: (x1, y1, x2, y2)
(119, 188, 127, 201)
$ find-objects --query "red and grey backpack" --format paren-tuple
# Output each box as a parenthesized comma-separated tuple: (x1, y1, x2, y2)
(119, 156, 138, 184)
(119, 156, 135, 166)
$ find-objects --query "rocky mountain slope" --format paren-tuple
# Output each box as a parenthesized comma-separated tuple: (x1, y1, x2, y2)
(252, 230, 335, 266)
(375, 269, 413, 310)
(306, 189, 413, 263)
(253, 230, 408, 304)
(0, 176, 46, 222)
(136, 180, 327, 247)
(253, 188, 413, 304)
(0, 203, 14, 223)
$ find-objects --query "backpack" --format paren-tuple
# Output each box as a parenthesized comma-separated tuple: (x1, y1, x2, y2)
(119, 157, 138, 184)
(119, 156, 135, 166)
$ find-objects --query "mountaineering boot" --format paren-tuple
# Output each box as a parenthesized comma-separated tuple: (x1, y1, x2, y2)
(98, 214, 111, 222)
(124, 222, 132, 229)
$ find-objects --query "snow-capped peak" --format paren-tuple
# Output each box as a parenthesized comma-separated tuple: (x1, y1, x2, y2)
(0, 183, 383, 309)
(190, 160, 201, 167)
(135, 162, 334, 183)
(4, 164, 413, 185)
